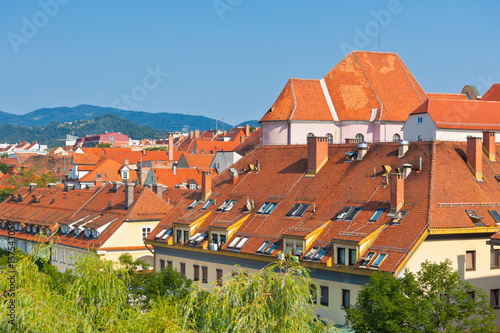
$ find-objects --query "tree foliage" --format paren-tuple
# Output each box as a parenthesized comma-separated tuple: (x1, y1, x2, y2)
(345, 259, 496, 333)
(0, 162, 9, 174)
(0, 166, 57, 201)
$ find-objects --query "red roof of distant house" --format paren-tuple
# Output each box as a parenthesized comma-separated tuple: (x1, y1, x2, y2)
(411, 98, 500, 130)
(150, 168, 214, 188)
(180, 153, 215, 169)
(426, 93, 469, 100)
(481, 84, 500, 101)
(79, 158, 135, 183)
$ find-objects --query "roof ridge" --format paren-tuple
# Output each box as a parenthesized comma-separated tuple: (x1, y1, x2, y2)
(352, 52, 383, 120)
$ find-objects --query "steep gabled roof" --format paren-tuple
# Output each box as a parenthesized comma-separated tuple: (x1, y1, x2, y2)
(481, 84, 500, 101)
(79, 158, 124, 182)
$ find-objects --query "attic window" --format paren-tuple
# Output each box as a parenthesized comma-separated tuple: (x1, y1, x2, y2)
(155, 229, 168, 239)
(202, 199, 214, 210)
(92, 230, 98, 239)
(97, 173, 102, 179)
(227, 236, 241, 249)
(344, 151, 357, 163)
(187, 199, 200, 210)
(234, 237, 249, 251)
(489, 210, 500, 222)
(256, 240, 271, 254)
(466, 210, 485, 226)
(160, 229, 172, 241)
(26, 225, 31, 233)
(391, 210, 409, 224)
(189, 232, 208, 246)
(257, 202, 277, 215)
(359, 252, 375, 267)
(303, 246, 329, 262)
(217, 199, 237, 212)
(285, 204, 310, 218)
(369, 208, 386, 222)
(494, 175, 500, 183)
(303, 246, 320, 261)
(417, 117, 423, 124)
(264, 241, 280, 255)
(189, 183, 197, 190)
(371, 253, 387, 269)
(336, 206, 361, 221)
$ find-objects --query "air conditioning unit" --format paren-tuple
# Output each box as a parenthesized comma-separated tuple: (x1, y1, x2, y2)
(209, 243, 218, 251)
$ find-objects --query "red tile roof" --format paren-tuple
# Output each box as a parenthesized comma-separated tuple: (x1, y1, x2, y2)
(411, 98, 500, 130)
(426, 93, 469, 100)
(180, 153, 215, 169)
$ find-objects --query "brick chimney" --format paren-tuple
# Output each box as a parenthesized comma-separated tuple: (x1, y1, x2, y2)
(240, 136, 245, 144)
(201, 171, 212, 201)
(195, 130, 200, 138)
(390, 173, 404, 214)
(190, 130, 194, 138)
(168, 134, 174, 161)
(124, 182, 135, 209)
(29, 183, 37, 193)
(467, 136, 483, 181)
(307, 136, 328, 176)
(357, 142, 368, 160)
(245, 124, 250, 137)
(152, 183, 164, 197)
(483, 131, 496, 162)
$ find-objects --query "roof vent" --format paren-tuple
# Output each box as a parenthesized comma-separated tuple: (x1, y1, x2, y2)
(402, 164, 412, 178)
(228, 168, 239, 185)
(398, 140, 409, 158)
(357, 142, 369, 160)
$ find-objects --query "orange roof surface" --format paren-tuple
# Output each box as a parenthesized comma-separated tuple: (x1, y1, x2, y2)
(72, 153, 101, 165)
(0, 158, 20, 166)
(412, 98, 500, 130)
(260, 51, 427, 123)
(150, 168, 214, 188)
(194, 140, 239, 154)
(234, 127, 262, 156)
(79, 158, 126, 182)
(181, 153, 215, 169)
(426, 93, 469, 100)
(481, 84, 500, 101)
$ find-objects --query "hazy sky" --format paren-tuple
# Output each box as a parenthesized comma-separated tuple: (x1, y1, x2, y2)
(1, 0, 499, 125)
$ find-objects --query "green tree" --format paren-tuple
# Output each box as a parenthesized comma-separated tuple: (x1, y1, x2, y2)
(96, 143, 111, 148)
(182, 260, 336, 333)
(345, 259, 496, 333)
(145, 146, 167, 151)
(0, 162, 8, 174)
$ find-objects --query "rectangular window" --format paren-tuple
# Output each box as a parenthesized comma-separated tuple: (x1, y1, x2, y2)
(417, 117, 423, 123)
(183, 231, 189, 244)
(60, 247, 66, 263)
(490, 209, 500, 222)
(160, 259, 165, 271)
(309, 284, 317, 304)
(202, 266, 208, 283)
(216, 269, 223, 286)
(371, 254, 387, 268)
(217, 199, 237, 212)
(201, 199, 214, 210)
(342, 289, 350, 309)
(220, 234, 227, 245)
(295, 243, 303, 256)
(360, 252, 374, 267)
(285, 242, 294, 254)
(69, 250, 74, 266)
(180, 262, 186, 277)
(348, 249, 357, 265)
(264, 242, 280, 255)
(491, 289, 500, 308)
(336, 206, 361, 221)
(193, 265, 200, 281)
(466, 251, 476, 271)
(167, 260, 172, 268)
(320, 286, 329, 306)
(211, 233, 219, 245)
(187, 199, 199, 210)
(176, 230, 182, 243)
(286, 204, 310, 218)
(257, 202, 278, 215)
(369, 208, 385, 222)
(142, 227, 151, 240)
(491, 248, 499, 269)
(52, 246, 58, 262)
(256, 240, 271, 254)
(337, 247, 346, 265)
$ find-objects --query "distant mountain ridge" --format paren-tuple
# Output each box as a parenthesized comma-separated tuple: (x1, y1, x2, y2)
(0, 105, 234, 132)
(0, 114, 165, 147)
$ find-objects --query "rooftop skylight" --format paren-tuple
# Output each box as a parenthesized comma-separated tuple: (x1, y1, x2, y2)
(359, 252, 374, 267)
(256, 240, 271, 254)
(264, 241, 280, 255)
(257, 202, 278, 215)
(286, 204, 310, 218)
(217, 199, 237, 212)
(466, 209, 485, 226)
(489, 210, 500, 222)
(336, 206, 362, 221)
(369, 208, 386, 222)
(201, 199, 214, 210)
(187, 199, 200, 210)
(370, 253, 387, 268)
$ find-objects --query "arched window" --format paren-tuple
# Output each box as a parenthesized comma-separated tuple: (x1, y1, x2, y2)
(326, 133, 333, 144)
(355, 133, 364, 142)
(393, 133, 401, 142)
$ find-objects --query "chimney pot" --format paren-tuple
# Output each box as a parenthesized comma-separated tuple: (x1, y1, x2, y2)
(202, 171, 212, 201)
(168, 134, 174, 161)
(357, 142, 369, 160)
(482, 131, 496, 162)
(307, 136, 328, 176)
(467, 136, 483, 181)
(402, 164, 412, 178)
(390, 173, 404, 214)
(195, 130, 200, 138)
(245, 124, 250, 137)
(29, 183, 37, 193)
(398, 140, 409, 158)
(47, 183, 56, 188)
(152, 183, 164, 197)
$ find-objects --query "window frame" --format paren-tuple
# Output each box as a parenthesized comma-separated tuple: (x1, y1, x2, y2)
(342, 289, 350, 309)
(466, 250, 476, 271)
(193, 264, 200, 281)
(320, 285, 329, 306)
(142, 227, 151, 241)
(348, 248, 357, 266)
(180, 262, 186, 277)
(202, 266, 208, 283)
(337, 247, 346, 265)
(491, 289, 500, 308)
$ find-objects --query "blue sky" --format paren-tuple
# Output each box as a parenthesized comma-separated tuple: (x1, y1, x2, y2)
(1, 0, 499, 125)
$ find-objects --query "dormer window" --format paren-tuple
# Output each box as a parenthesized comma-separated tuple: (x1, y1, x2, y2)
(189, 183, 197, 190)
(92, 230, 98, 239)
(122, 171, 129, 180)
(32, 226, 37, 234)
(27, 225, 31, 233)
(84, 229, 91, 238)
(97, 173, 102, 178)
(75, 228, 81, 236)
(285, 204, 309, 218)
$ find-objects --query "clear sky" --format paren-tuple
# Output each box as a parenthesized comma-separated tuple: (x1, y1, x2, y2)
(1, 0, 499, 125)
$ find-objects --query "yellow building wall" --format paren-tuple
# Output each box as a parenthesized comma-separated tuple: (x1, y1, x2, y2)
(405, 236, 500, 326)
(103, 220, 160, 248)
